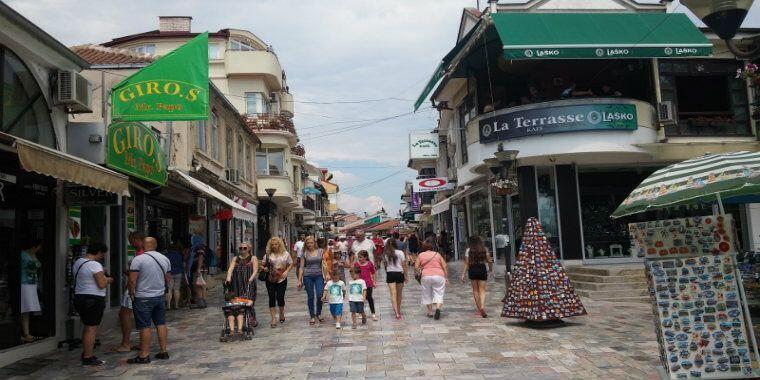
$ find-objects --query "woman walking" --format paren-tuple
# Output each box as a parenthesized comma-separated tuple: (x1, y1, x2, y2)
(165, 242, 184, 310)
(460, 236, 493, 317)
(224, 241, 258, 339)
(261, 237, 293, 328)
(383, 238, 408, 319)
(415, 242, 448, 320)
(353, 250, 377, 321)
(298, 236, 327, 325)
(406, 232, 420, 266)
(71, 243, 112, 365)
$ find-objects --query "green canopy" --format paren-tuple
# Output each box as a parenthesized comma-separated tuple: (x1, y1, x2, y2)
(492, 12, 712, 60)
(611, 152, 760, 218)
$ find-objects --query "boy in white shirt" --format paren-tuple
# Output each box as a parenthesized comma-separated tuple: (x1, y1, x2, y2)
(348, 267, 367, 329)
(323, 269, 346, 329)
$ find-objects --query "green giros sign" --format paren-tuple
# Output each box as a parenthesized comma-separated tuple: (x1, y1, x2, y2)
(106, 121, 167, 185)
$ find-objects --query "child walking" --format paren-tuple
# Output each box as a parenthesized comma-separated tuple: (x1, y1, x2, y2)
(353, 250, 377, 321)
(348, 267, 367, 329)
(323, 270, 346, 329)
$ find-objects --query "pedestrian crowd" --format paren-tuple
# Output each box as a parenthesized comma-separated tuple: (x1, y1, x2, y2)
(67, 229, 493, 366)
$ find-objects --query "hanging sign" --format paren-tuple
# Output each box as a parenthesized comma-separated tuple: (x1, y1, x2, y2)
(413, 177, 455, 193)
(68, 206, 81, 245)
(409, 133, 439, 159)
(479, 103, 637, 144)
(111, 33, 209, 121)
(106, 121, 167, 186)
(64, 185, 120, 206)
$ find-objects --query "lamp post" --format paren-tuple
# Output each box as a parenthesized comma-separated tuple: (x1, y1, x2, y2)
(486, 143, 519, 276)
(265, 188, 276, 241)
(677, 0, 759, 58)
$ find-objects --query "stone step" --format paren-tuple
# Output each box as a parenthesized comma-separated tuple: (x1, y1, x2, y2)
(565, 265, 645, 277)
(571, 280, 648, 291)
(576, 288, 650, 299)
(567, 273, 645, 284)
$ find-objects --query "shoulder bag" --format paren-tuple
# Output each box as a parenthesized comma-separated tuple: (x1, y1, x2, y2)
(415, 252, 438, 284)
(145, 253, 169, 293)
(258, 255, 269, 282)
(72, 259, 94, 292)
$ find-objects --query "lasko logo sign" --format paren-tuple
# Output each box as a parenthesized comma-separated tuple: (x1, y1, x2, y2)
(479, 103, 637, 144)
(111, 32, 209, 121)
(413, 177, 455, 193)
(107, 121, 167, 186)
(511, 46, 712, 60)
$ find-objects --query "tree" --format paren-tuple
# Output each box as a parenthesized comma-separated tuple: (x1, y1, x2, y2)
(502, 217, 587, 321)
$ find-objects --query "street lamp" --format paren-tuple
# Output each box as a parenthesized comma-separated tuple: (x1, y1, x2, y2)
(264, 188, 276, 240)
(678, 0, 759, 58)
(486, 143, 519, 277)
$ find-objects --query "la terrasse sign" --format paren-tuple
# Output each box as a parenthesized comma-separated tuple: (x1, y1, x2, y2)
(479, 103, 637, 144)
(106, 121, 167, 186)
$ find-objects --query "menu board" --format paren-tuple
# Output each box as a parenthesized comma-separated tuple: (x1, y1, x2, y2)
(629, 215, 737, 259)
(647, 255, 757, 379)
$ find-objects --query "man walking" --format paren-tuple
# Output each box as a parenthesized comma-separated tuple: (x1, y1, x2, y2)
(128, 237, 171, 364)
(352, 232, 375, 269)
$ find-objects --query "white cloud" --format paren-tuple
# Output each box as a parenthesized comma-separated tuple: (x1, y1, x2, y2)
(338, 194, 387, 216)
(330, 170, 361, 188)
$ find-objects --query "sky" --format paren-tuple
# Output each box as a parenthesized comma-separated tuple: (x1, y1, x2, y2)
(7, 0, 760, 217)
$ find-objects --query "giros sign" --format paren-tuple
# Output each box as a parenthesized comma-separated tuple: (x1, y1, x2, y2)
(409, 133, 439, 159)
(413, 177, 454, 193)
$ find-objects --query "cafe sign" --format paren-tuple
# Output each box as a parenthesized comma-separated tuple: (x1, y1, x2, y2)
(479, 103, 637, 144)
(409, 133, 439, 159)
(111, 33, 209, 121)
(106, 121, 167, 186)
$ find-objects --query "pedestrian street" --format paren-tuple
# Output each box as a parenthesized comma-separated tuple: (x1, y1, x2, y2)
(3, 264, 663, 380)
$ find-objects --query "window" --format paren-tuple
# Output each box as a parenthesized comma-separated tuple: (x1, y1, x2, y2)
(228, 38, 255, 51)
(1, 45, 56, 148)
(659, 59, 749, 136)
(458, 93, 476, 165)
(131, 43, 155, 55)
(245, 144, 251, 179)
(237, 135, 245, 177)
(226, 126, 234, 168)
(255, 148, 285, 175)
(208, 43, 221, 59)
(197, 120, 207, 151)
(210, 112, 219, 160)
(245, 92, 268, 115)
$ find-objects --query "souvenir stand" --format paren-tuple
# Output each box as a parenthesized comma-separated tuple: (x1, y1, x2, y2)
(501, 217, 586, 324)
(630, 214, 759, 379)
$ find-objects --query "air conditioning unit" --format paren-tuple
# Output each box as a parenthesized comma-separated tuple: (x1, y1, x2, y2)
(196, 197, 207, 216)
(658, 101, 675, 124)
(225, 168, 240, 184)
(55, 70, 92, 113)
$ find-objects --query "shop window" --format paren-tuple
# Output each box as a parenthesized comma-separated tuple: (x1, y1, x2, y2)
(197, 119, 207, 151)
(536, 167, 560, 253)
(210, 112, 219, 160)
(1, 46, 56, 148)
(467, 189, 492, 249)
(245, 92, 268, 115)
(255, 148, 284, 176)
(660, 60, 749, 136)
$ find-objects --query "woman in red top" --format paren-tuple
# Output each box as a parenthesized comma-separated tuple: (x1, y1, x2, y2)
(353, 250, 377, 321)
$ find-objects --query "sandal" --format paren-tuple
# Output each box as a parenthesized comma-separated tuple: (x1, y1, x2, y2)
(309, 319, 316, 325)
(155, 352, 170, 360)
(127, 355, 151, 364)
(317, 316, 325, 323)
(279, 318, 285, 324)
(270, 323, 277, 328)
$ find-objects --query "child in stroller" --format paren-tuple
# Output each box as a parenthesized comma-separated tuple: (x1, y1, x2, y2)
(221, 282, 255, 342)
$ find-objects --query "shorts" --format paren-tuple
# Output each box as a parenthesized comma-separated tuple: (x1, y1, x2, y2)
(168, 274, 183, 291)
(133, 296, 167, 329)
(386, 271, 404, 283)
(349, 301, 364, 313)
(329, 303, 343, 317)
(73, 294, 105, 326)
(121, 291, 133, 309)
(468, 264, 488, 281)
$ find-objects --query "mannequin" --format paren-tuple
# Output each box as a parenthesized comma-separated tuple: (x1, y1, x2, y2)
(20, 238, 43, 343)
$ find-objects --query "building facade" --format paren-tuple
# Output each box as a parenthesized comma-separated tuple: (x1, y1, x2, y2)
(416, 0, 760, 267)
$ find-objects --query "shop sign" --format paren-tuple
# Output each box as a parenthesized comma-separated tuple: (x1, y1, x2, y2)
(507, 46, 713, 60)
(412, 177, 455, 193)
(111, 33, 209, 121)
(479, 103, 637, 144)
(106, 121, 167, 186)
(316, 216, 334, 223)
(68, 206, 81, 245)
(64, 185, 119, 206)
(411, 192, 421, 211)
(409, 133, 439, 159)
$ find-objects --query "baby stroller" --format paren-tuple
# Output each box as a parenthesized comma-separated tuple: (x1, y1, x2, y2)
(220, 282, 256, 342)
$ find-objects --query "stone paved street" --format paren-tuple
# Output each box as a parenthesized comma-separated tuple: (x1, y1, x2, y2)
(3, 264, 662, 379)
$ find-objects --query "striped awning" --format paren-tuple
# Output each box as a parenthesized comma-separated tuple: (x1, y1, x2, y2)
(612, 151, 760, 218)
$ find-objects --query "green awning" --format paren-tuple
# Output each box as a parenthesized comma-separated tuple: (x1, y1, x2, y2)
(493, 13, 712, 60)
(413, 61, 445, 112)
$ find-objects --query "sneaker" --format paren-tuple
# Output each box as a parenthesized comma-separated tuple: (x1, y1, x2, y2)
(81, 356, 104, 366)
(372, 314, 378, 321)
(335, 322, 341, 329)
(155, 352, 170, 360)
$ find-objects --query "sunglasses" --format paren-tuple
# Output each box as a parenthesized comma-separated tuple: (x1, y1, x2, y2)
(239, 246, 249, 250)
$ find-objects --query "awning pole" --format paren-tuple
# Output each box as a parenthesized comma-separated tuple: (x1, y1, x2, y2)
(716, 192, 725, 215)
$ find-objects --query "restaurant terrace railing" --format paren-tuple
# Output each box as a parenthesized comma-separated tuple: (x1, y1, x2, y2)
(291, 144, 305, 157)
(243, 113, 296, 135)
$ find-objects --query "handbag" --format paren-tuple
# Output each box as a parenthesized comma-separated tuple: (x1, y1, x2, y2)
(258, 255, 269, 282)
(415, 252, 438, 284)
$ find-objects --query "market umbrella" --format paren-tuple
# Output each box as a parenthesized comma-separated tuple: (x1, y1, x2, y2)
(611, 151, 760, 218)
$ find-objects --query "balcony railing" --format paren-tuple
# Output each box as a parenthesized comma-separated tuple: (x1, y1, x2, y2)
(291, 144, 305, 157)
(303, 197, 316, 211)
(243, 113, 296, 135)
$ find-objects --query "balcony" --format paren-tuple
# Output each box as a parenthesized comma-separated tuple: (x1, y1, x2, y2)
(280, 91, 294, 118)
(224, 50, 283, 90)
(257, 174, 296, 206)
(291, 144, 305, 160)
(244, 113, 298, 146)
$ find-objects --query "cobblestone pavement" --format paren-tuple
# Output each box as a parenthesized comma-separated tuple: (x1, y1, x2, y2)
(3, 264, 662, 379)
